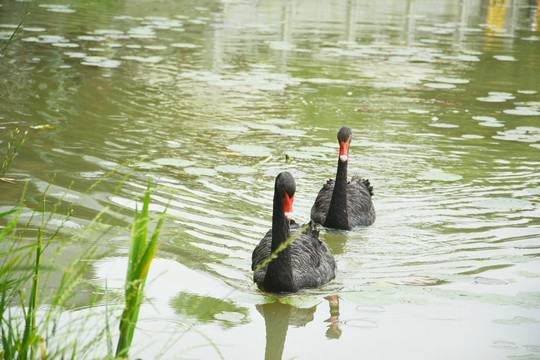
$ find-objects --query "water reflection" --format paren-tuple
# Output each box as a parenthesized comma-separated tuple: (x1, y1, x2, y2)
(320, 231, 351, 256)
(170, 292, 249, 328)
(257, 296, 341, 360)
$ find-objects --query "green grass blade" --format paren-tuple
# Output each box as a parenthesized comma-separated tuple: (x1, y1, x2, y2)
(1, 11, 29, 56)
(19, 227, 42, 359)
(116, 180, 165, 359)
(104, 282, 113, 358)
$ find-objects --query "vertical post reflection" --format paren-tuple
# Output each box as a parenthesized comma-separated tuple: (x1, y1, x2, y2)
(485, 0, 509, 37)
(535, 0, 540, 31)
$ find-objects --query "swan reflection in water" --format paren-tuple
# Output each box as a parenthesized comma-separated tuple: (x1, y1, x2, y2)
(256, 295, 341, 360)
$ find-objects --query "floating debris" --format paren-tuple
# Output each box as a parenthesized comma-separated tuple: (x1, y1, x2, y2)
(1, 177, 16, 184)
(30, 124, 55, 130)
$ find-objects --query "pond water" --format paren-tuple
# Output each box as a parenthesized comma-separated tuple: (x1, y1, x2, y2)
(1, 0, 540, 358)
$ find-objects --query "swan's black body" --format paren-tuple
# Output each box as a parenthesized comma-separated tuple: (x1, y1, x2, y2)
(311, 126, 375, 230)
(252, 172, 336, 293)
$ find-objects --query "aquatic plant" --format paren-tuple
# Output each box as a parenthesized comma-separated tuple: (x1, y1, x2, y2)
(116, 180, 167, 359)
(1, 134, 168, 359)
(1, 129, 27, 183)
(0, 182, 107, 359)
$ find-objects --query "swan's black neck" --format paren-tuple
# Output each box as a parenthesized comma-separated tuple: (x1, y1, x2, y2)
(264, 189, 296, 293)
(324, 159, 351, 230)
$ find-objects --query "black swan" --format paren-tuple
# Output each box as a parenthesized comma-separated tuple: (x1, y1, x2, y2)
(310, 126, 375, 230)
(252, 172, 337, 293)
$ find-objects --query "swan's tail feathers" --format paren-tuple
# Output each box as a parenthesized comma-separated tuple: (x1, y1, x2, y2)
(306, 220, 320, 238)
(351, 176, 374, 196)
(361, 178, 374, 196)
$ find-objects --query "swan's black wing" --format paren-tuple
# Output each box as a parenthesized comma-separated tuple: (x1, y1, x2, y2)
(251, 221, 337, 290)
(290, 221, 336, 289)
(347, 177, 376, 227)
(252, 228, 272, 286)
(310, 179, 334, 225)
(311, 177, 375, 228)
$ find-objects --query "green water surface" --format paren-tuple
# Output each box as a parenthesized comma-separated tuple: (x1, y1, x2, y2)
(1, 0, 540, 358)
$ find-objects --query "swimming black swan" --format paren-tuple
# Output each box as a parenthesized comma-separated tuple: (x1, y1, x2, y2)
(310, 126, 375, 230)
(252, 172, 337, 293)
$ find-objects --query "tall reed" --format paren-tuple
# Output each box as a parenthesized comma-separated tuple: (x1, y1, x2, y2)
(116, 180, 167, 359)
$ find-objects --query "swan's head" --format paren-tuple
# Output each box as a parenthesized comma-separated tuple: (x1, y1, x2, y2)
(276, 172, 296, 220)
(337, 126, 352, 162)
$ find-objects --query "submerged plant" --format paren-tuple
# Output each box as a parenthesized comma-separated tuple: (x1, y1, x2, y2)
(116, 180, 167, 359)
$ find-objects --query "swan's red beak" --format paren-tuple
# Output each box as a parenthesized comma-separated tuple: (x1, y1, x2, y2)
(283, 192, 294, 220)
(339, 138, 350, 162)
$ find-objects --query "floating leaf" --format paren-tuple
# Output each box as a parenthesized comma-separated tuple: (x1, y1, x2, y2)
(461, 134, 484, 139)
(493, 126, 540, 142)
(503, 108, 540, 116)
(434, 77, 470, 84)
(428, 123, 459, 128)
(121, 55, 163, 63)
(81, 56, 121, 68)
(493, 316, 540, 325)
(472, 116, 497, 121)
(477, 96, 505, 102)
(474, 198, 531, 211)
(424, 82, 456, 89)
(493, 55, 517, 61)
